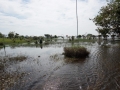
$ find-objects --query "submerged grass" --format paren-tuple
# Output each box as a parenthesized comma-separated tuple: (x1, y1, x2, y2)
(0, 54, 28, 71)
(64, 46, 89, 58)
(8, 55, 27, 61)
(0, 70, 28, 90)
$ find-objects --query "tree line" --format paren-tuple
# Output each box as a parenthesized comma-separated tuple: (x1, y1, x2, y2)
(0, 31, 58, 40)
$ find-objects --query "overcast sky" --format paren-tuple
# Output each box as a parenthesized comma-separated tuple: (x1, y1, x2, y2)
(0, 0, 107, 36)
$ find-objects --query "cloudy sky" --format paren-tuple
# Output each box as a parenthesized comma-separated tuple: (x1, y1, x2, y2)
(0, 0, 107, 36)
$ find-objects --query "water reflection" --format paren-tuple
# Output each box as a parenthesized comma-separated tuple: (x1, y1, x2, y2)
(40, 44, 43, 49)
(97, 40, 102, 45)
(3, 45, 6, 56)
(35, 44, 43, 49)
(0, 41, 120, 90)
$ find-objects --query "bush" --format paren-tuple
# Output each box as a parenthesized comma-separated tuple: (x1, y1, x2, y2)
(64, 46, 89, 58)
(9, 55, 27, 61)
(0, 42, 4, 46)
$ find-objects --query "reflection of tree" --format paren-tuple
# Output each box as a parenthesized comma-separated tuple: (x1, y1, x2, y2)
(71, 42, 74, 46)
(3, 45, 6, 56)
(102, 40, 108, 45)
(10, 45, 16, 49)
(35, 44, 38, 48)
(97, 40, 102, 45)
(97, 35, 102, 39)
(40, 44, 43, 49)
(111, 34, 116, 40)
(0, 46, 3, 50)
(0, 45, 6, 56)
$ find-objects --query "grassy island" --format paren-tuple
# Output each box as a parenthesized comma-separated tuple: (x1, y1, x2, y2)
(64, 46, 89, 58)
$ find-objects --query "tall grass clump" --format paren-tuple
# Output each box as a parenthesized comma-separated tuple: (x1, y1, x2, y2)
(9, 55, 27, 61)
(64, 46, 89, 58)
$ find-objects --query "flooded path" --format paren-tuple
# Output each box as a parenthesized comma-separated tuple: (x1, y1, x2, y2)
(0, 40, 120, 90)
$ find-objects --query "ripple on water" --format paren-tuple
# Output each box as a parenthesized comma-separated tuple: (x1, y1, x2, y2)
(1, 41, 120, 90)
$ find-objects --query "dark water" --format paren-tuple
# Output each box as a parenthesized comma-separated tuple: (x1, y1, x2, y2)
(0, 40, 120, 90)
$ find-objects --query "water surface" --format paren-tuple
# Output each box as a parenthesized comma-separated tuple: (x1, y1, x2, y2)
(0, 40, 120, 90)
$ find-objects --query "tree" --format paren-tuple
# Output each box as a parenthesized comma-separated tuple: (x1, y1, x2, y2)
(19, 35, 24, 40)
(54, 35, 58, 38)
(15, 33, 19, 38)
(82, 35, 86, 39)
(8, 31, 15, 38)
(44, 34, 51, 39)
(0, 32, 3, 38)
(77, 35, 82, 38)
(91, 0, 120, 37)
(86, 34, 93, 39)
(71, 36, 74, 41)
(33, 36, 38, 40)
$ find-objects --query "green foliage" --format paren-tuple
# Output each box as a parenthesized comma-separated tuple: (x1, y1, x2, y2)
(77, 35, 82, 38)
(14, 33, 19, 38)
(92, 0, 120, 35)
(64, 46, 89, 58)
(0, 38, 26, 44)
(33, 36, 38, 40)
(54, 35, 58, 38)
(19, 35, 24, 40)
(71, 36, 74, 41)
(87, 34, 93, 37)
(8, 31, 15, 38)
(0, 32, 4, 38)
(44, 34, 51, 38)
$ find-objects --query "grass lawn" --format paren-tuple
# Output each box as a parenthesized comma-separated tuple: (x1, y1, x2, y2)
(0, 38, 29, 44)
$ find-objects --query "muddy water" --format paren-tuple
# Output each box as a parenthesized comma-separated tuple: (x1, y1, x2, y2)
(0, 40, 120, 90)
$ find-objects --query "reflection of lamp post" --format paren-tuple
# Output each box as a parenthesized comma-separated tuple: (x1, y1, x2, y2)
(76, 0, 78, 37)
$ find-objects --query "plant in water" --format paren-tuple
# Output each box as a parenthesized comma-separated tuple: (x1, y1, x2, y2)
(64, 46, 89, 58)
(9, 55, 28, 61)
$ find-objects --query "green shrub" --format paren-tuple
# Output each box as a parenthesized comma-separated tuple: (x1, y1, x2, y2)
(0, 42, 4, 46)
(64, 46, 89, 58)
(9, 55, 27, 61)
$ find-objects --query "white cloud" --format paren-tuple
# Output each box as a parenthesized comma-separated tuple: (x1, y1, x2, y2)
(0, 0, 107, 36)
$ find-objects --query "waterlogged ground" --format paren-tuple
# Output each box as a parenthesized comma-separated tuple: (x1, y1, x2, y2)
(0, 40, 120, 90)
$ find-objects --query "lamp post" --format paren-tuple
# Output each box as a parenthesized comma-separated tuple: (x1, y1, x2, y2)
(76, 0, 78, 37)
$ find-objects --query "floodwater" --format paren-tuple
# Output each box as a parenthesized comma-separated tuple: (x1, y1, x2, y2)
(0, 40, 120, 90)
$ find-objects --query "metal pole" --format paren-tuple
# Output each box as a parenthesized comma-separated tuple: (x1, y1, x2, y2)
(76, 0, 78, 37)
